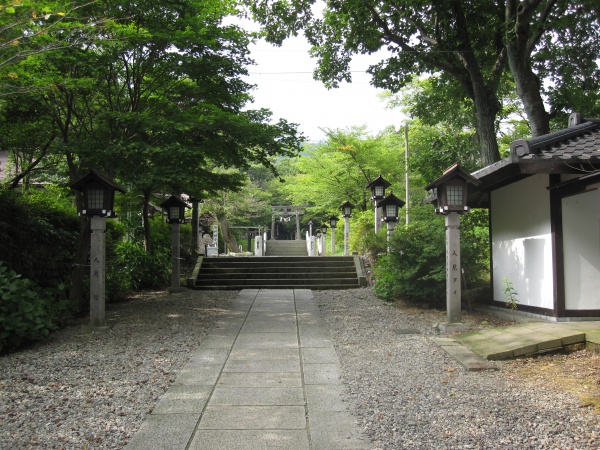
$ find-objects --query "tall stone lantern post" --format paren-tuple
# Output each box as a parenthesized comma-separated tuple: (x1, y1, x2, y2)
(366, 175, 391, 234)
(69, 169, 125, 328)
(328, 215, 338, 255)
(425, 162, 480, 329)
(340, 201, 355, 256)
(377, 193, 405, 251)
(320, 223, 328, 256)
(160, 195, 188, 293)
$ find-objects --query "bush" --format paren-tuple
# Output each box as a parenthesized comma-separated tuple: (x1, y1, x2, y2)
(373, 220, 446, 305)
(0, 262, 68, 353)
(114, 241, 170, 290)
(104, 216, 172, 301)
(372, 212, 490, 307)
(0, 187, 79, 288)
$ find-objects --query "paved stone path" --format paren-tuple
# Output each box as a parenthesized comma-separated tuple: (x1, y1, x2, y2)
(126, 289, 368, 449)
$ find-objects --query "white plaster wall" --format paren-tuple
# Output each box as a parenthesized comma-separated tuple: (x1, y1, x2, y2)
(491, 175, 554, 310)
(562, 189, 600, 310)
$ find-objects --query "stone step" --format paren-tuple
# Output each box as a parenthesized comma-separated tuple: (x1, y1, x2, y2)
(265, 240, 308, 256)
(194, 283, 359, 290)
(196, 272, 358, 281)
(198, 267, 356, 275)
(189, 255, 366, 290)
(195, 277, 359, 287)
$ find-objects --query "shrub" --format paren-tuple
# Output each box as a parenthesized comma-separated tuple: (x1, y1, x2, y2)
(0, 187, 79, 288)
(348, 209, 390, 257)
(373, 220, 446, 305)
(114, 241, 170, 291)
(372, 212, 489, 307)
(0, 262, 66, 353)
(104, 215, 173, 301)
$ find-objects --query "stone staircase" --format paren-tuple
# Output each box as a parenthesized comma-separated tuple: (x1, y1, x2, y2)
(188, 256, 366, 290)
(265, 240, 308, 256)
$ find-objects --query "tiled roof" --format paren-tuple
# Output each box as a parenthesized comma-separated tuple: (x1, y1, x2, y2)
(467, 116, 600, 208)
(511, 120, 600, 163)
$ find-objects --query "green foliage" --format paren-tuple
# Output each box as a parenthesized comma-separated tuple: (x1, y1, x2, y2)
(503, 277, 519, 311)
(248, 0, 600, 166)
(407, 120, 481, 183)
(114, 242, 170, 290)
(105, 216, 172, 301)
(347, 209, 386, 257)
(274, 127, 407, 237)
(373, 220, 446, 305)
(460, 210, 491, 283)
(373, 212, 490, 307)
(0, 187, 79, 288)
(0, 262, 67, 353)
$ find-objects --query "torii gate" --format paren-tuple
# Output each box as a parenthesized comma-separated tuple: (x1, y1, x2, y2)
(271, 205, 307, 240)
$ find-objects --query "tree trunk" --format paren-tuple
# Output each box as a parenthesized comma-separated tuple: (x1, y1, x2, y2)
(191, 199, 200, 254)
(472, 85, 502, 166)
(217, 213, 238, 252)
(505, 0, 551, 137)
(65, 153, 90, 312)
(142, 190, 153, 253)
(69, 192, 91, 313)
(468, 74, 500, 167)
(506, 41, 550, 137)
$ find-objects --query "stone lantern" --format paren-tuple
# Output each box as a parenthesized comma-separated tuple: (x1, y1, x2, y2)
(425, 162, 480, 327)
(69, 169, 125, 328)
(340, 201, 355, 256)
(366, 175, 391, 233)
(160, 195, 189, 292)
(377, 193, 405, 250)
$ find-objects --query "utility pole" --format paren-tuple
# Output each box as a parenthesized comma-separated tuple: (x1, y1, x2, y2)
(405, 122, 410, 225)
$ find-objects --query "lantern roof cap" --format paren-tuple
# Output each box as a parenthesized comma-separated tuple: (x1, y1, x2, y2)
(377, 192, 406, 208)
(366, 174, 392, 190)
(424, 162, 481, 191)
(340, 200, 355, 209)
(69, 168, 126, 193)
(160, 195, 189, 209)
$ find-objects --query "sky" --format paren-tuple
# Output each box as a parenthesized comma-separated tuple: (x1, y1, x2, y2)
(243, 35, 404, 143)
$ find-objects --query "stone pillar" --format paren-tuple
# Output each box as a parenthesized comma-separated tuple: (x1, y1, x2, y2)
(254, 234, 263, 256)
(271, 215, 275, 240)
(295, 209, 301, 240)
(374, 202, 381, 233)
(309, 235, 316, 257)
(320, 233, 326, 256)
(386, 221, 396, 252)
(212, 224, 219, 252)
(344, 217, 350, 256)
(445, 212, 461, 323)
(331, 227, 336, 255)
(191, 199, 200, 253)
(169, 222, 184, 292)
(90, 216, 106, 327)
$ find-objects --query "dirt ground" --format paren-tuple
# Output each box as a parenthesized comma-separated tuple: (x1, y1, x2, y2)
(502, 348, 600, 414)
(394, 299, 600, 415)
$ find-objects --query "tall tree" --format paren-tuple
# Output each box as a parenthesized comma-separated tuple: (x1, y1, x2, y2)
(278, 127, 401, 218)
(1, 0, 303, 306)
(0, 1, 103, 73)
(246, 0, 600, 166)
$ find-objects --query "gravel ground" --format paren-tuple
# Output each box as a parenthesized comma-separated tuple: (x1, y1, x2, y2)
(0, 289, 238, 449)
(314, 289, 600, 450)
(1, 287, 599, 449)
